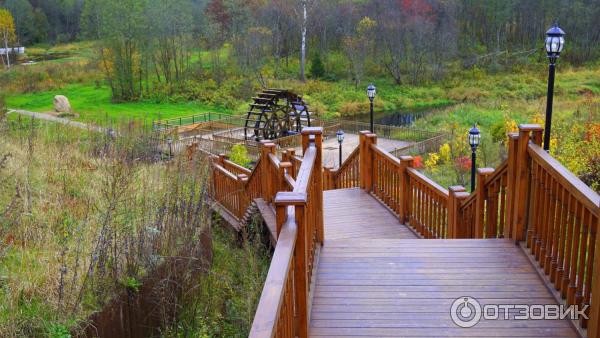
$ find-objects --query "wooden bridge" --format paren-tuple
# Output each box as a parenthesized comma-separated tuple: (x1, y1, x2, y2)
(207, 126, 600, 337)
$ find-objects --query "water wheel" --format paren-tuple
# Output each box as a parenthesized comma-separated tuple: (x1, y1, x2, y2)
(243, 89, 311, 141)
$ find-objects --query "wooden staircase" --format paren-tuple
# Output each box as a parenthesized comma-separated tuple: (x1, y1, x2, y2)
(204, 125, 600, 338)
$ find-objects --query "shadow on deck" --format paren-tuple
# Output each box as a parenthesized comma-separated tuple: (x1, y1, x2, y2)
(310, 188, 579, 337)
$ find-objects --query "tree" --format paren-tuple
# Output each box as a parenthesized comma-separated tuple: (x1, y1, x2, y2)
(2, 0, 33, 44)
(343, 16, 376, 88)
(30, 8, 48, 43)
(309, 52, 325, 79)
(299, 0, 307, 81)
(0, 8, 16, 69)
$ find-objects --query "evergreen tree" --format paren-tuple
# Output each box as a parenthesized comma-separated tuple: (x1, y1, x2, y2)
(309, 53, 325, 79)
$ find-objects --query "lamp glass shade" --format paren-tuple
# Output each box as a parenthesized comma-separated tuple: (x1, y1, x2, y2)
(336, 130, 345, 144)
(468, 125, 481, 147)
(367, 84, 376, 100)
(545, 24, 565, 55)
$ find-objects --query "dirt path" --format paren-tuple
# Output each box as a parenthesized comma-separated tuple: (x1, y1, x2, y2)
(7, 109, 107, 133)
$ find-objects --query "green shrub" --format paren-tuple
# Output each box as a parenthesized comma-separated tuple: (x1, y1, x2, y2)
(310, 53, 326, 79)
(229, 144, 251, 168)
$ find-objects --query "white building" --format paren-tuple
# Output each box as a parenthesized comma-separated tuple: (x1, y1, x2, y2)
(0, 47, 25, 54)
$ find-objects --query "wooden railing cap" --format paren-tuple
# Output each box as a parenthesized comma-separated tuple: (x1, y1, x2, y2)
(399, 155, 414, 162)
(301, 127, 323, 135)
(454, 191, 471, 199)
(449, 185, 467, 193)
(274, 191, 307, 205)
(359, 130, 372, 135)
(508, 132, 519, 139)
(518, 124, 543, 132)
(280, 161, 292, 169)
(477, 167, 495, 175)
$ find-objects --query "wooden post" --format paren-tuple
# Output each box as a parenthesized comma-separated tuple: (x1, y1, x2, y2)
(365, 133, 377, 193)
(274, 191, 309, 338)
(279, 162, 292, 192)
(274, 204, 287, 238)
(323, 166, 335, 190)
(260, 142, 276, 202)
(301, 127, 324, 244)
(505, 132, 519, 240)
(359, 131, 370, 190)
(512, 124, 543, 242)
(399, 156, 414, 224)
(474, 168, 494, 238)
(287, 148, 297, 178)
(448, 186, 467, 238)
(237, 174, 248, 219)
(589, 223, 600, 338)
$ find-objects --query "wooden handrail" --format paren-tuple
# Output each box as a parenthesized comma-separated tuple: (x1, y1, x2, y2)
(220, 156, 252, 176)
(248, 214, 297, 338)
(249, 127, 324, 338)
(324, 146, 360, 190)
(528, 144, 599, 213)
(406, 167, 449, 238)
(525, 141, 600, 332)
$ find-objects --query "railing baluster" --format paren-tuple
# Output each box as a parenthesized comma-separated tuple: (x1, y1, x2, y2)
(567, 201, 582, 305)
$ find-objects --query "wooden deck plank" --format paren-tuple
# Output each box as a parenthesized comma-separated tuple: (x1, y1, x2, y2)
(323, 188, 417, 240)
(310, 189, 579, 337)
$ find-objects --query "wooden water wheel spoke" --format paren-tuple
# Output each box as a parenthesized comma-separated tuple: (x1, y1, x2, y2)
(243, 89, 311, 141)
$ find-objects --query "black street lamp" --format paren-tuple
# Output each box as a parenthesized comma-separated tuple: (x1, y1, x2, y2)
(543, 23, 565, 152)
(367, 84, 376, 132)
(336, 129, 345, 168)
(167, 136, 173, 158)
(468, 124, 481, 192)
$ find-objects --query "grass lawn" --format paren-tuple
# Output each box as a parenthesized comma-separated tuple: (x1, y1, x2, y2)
(6, 83, 232, 124)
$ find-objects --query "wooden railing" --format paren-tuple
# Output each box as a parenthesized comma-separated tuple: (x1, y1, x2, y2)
(523, 137, 599, 332)
(323, 146, 360, 190)
(350, 126, 600, 336)
(357, 130, 449, 238)
(249, 128, 323, 338)
(208, 123, 600, 337)
(210, 157, 256, 221)
(406, 168, 449, 238)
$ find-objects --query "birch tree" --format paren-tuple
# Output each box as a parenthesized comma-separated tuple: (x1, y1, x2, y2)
(299, 0, 307, 81)
(0, 9, 16, 69)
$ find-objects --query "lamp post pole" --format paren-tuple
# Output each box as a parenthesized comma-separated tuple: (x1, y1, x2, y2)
(468, 124, 481, 193)
(543, 62, 555, 152)
(167, 137, 173, 159)
(367, 84, 376, 133)
(471, 146, 477, 192)
(336, 130, 345, 168)
(369, 100, 374, 133)
(543, 23, 565, 152)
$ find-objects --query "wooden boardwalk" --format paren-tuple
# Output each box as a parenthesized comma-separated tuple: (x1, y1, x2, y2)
(310, 188, 579, 337)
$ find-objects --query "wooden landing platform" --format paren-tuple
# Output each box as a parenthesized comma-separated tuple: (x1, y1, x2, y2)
(323, 188, 416, 241)
(311, 189, 578, 337)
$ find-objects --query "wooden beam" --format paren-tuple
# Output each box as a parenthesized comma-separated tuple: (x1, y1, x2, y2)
(512, 124, 543, 242)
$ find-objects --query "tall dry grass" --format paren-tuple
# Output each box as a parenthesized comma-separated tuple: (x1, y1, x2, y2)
(0, 115, 212, 336)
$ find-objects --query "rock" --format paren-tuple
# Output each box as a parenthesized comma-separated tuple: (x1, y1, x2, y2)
(53, 95, 72, 113)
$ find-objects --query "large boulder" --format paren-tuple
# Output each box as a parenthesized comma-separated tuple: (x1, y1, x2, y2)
(53, 95, 72, 113)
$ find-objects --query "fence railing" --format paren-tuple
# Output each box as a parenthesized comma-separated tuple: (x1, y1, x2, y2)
(323, 146, 360, 190)
(153, 112, 230, 131)
(341, 126, 600, 336)
(527, 137, 599, 332)
(249, 128, 323, 338)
